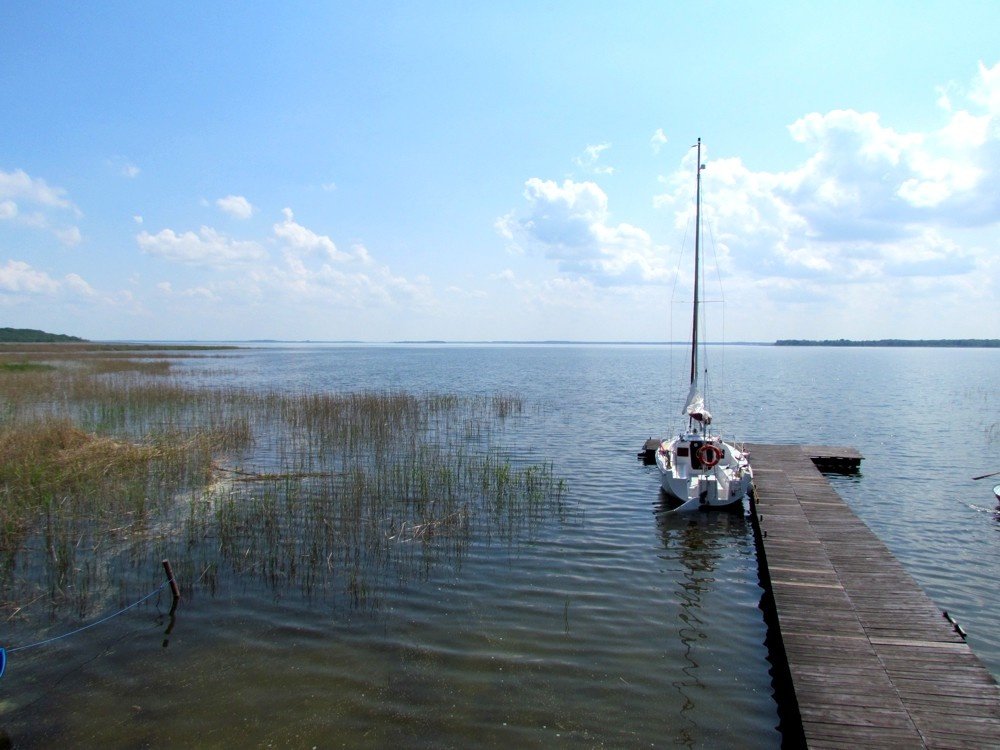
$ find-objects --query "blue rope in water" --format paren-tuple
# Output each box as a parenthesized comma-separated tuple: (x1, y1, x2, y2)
(0, 580, 172, 679)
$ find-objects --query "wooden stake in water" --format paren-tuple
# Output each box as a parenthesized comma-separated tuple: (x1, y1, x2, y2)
(162, 559, 180, 603)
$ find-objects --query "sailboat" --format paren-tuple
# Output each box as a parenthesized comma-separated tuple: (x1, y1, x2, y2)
(655, 138, 753, 511)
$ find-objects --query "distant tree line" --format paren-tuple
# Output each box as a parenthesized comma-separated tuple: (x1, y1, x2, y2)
(775, 339, 1000, 348)
(0, 327, 86, 343)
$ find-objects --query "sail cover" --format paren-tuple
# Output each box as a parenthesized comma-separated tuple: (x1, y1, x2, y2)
(683, 382, 712, 423)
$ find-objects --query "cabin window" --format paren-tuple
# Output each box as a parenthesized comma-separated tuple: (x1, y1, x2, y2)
(677, 447, 689, 457)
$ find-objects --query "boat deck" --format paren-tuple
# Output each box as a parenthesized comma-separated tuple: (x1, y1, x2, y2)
(748, 443, 1000, 748)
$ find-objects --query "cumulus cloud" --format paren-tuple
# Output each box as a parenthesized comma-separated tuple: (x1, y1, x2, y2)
(0, 168, 82, 243)
(121, 163, 140, 178)
(216, 194, 254, 219)
(0, 260, 114, 307)
(181, 286, 220, 301)
(0, 260, 61, 294)
(137, 226, 268, 268)
(63, 272, 97, 296)
(651, 128, 668, 154)
(970, 60, 1000, 111)
(55, 226, 83, 246)
(0, 169, 80, 214)
(265, 232, 433, 310)
(137, 209, 434, 317)
(494, 62, 998, 337)
(273, 208, 349, 261)
(573, 143, 614, 175)
(779, 63, 1000, 233)
(497, 178, 668, 284)
(647, 61, 1000, 292)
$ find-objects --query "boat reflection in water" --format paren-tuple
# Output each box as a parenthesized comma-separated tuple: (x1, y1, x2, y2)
(654, 502, 767, 747)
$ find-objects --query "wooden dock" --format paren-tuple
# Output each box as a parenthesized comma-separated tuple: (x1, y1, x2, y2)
(748, 443, 1000, 749)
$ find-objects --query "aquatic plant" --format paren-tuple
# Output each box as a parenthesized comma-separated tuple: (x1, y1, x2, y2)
(0, 346, 568, 619)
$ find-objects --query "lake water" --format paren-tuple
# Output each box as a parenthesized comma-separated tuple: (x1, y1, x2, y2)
(2, 344, 997, 748)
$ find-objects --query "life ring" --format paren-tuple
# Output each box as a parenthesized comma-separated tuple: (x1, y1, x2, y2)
(697, 444, 724, 468)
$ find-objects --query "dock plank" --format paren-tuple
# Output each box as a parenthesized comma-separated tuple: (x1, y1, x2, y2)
(748, 443, 1000, 749)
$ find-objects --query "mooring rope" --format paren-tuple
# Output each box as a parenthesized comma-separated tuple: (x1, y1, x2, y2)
(0, 579, 174, 679)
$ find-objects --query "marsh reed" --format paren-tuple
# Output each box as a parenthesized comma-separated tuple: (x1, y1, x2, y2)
(0, 346, 566, 619)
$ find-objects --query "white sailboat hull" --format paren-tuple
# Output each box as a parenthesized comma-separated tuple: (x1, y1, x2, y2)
(655, 436, 753, 511)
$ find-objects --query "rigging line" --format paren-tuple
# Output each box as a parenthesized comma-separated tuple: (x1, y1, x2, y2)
(669, 216, 691, 312)
(705, 222, 726, 307)
(697, 214, 710, 406)
(5, 581, 170, 654)
(667, 203, 694, 414)
(706, 221, 727, 407)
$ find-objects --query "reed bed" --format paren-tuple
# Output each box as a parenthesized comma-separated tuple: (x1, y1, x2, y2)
(0, 347, 566, 619)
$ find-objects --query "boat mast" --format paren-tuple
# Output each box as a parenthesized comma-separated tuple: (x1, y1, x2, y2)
(689, 138, 703, 388)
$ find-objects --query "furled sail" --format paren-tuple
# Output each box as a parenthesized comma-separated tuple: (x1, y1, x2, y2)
(683, 382, 712, 423)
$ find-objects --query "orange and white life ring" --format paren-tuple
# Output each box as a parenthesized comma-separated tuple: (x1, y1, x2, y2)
(697, 444, 724, 468)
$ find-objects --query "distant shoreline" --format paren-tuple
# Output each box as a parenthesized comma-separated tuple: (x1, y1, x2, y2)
(3, 327, 997, 349)
(775, 339, 999, 348)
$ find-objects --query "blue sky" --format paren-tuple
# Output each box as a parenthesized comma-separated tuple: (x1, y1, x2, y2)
(2, 2, 998, 341)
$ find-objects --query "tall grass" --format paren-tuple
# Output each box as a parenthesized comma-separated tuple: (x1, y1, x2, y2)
(0, 346, 566, 619)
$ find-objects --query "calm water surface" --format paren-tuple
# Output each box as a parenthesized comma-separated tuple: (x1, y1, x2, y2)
(2, 344, 997, 748)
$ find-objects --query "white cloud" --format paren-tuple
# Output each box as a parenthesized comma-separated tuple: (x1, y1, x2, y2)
(0, 169, 80, 215)
(181, 286, 220, 301)
(135, 210, 435, 318)
(64, 273, 96, 296)
(265, 234, 433, 310)
(0, 169, 82, 244)
(777, 62, 1000, 232)
(486, 61, 1000, 341)
(0, 260, 61, 294)
(445, 284, 488, 300)
(273, 208, 349, 261)
(216, 194, 254, 220)
(121, 163, 140, 179)
(970, 60, 1000, 112)
(573, 143, 614, 175)
(0, 261, 114, 307)
(636, 62, 1000, 323)
(137, 226, 268, 268)
(494, 268, 517, 284)
(55, 226, 82, 246)
(498, 178, 669, 284)
(651, 128, 668, 154)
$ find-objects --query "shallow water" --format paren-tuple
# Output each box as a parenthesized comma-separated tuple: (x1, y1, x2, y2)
(2, 344, 997, 748)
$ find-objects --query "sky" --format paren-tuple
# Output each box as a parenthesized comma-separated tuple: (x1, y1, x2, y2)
(1, 1, 998, 342)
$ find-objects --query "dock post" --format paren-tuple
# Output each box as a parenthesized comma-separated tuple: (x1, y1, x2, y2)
(162, 559, 180, 604)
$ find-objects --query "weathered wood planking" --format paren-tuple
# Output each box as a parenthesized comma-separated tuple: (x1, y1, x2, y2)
(748, 443, 1000, 749)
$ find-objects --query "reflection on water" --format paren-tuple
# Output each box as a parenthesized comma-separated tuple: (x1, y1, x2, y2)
(658, 512, 726, 748)
(1, 378, 573, 747)
(3, 344, 890, 747)
(653, 504, 775, 748)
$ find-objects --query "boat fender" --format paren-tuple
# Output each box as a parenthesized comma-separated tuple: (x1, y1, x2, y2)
(697, 444, 724, 468)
